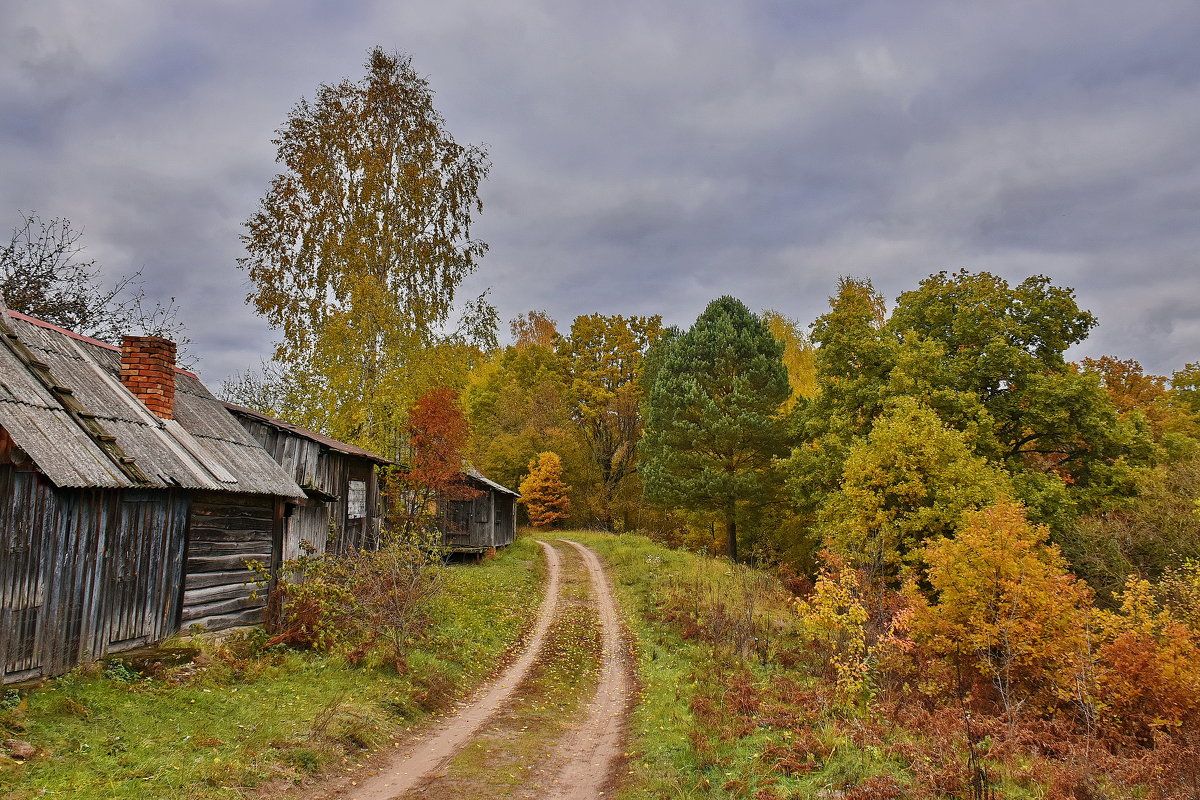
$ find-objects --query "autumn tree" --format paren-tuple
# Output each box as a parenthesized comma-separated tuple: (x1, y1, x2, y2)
(1094, 577, 1200, 744)
(761, 309, 817, 407)
(387, 388, 478, 537)
(563, 313, 663, 528)
(511, 310, 559, 350)
(465, 312, 580, 493)
(1082, 356, 1168, 415)
(1, 211, 188, 353)
(641, 296, 790, 562)
(240, 48, 493, 453)
(519, 452, 571, 528)
(1171, 361, 1200, 415)
(818, 398, 1012, 581)
(908, 501, 1094, 720)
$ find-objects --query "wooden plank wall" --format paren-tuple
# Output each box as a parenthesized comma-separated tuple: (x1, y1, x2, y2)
(1, 467, 188, 684)
(103, 490, 189, 653)
(237, 417, 381, 557)
(442, 490, 516, 551)
(180, 492, 278, 631)
(494, 494, 516, 547)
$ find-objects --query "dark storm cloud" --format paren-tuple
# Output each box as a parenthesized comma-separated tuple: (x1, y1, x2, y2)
(1, 0, 1198, 381)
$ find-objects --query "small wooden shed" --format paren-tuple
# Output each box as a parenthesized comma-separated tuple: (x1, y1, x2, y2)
(0, 309, 304, 684)
(223, 404, 390, 560)
(440, 468, 519, 553)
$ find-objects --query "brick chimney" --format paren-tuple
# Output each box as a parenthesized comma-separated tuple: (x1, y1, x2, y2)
(120, 336, 176, 419)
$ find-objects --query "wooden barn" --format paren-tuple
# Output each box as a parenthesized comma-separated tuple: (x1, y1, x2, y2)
(223, 403, 389, 560)
(0, 308, 305, 684)
(440, 468, 519, 553)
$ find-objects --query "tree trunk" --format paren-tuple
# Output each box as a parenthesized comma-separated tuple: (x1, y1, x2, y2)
(725, 504, 738, 563)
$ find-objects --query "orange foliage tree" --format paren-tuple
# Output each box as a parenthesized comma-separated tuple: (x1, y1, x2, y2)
(390, 387, 479, 536)
(1095, 577, 1200, 745)
(906, 500, 1094, 720)
(519, 451, 571, 527)
(510, 310, 559, 350)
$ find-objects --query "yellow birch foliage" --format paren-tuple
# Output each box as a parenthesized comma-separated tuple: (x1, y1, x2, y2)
(762, 309, 817, 406)
(795, 567, 872, 705)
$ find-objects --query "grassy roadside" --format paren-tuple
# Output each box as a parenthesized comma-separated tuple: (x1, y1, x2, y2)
(0, 537, 544, 800)
(568, 530, 1069, 800)
(561, 530, 749, 799)
(564, 530, 914, 800)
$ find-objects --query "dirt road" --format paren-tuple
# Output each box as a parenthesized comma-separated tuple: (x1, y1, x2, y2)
(543, 539, 633, 800)
(328, 541, 563, 800)
(294, 538, 632, 800)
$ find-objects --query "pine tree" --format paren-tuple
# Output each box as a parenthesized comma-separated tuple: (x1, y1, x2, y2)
(519, 452, 571, 528)
(640, 296, 790, 562)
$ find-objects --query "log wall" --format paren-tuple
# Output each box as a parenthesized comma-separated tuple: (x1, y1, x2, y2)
(180, 492, 280, 631)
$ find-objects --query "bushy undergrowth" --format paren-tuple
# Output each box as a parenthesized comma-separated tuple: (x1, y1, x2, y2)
(573, 528, 1200, 800)
(0, 537, 543, 799)
(259, 530, 445, 671)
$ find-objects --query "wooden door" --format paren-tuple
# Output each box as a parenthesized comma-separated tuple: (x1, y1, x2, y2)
(0, 468, 52, 681)
(102, 490, 188, 652)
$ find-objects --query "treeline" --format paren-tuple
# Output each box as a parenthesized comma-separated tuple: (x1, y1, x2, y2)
(468, 272, 1200, 597)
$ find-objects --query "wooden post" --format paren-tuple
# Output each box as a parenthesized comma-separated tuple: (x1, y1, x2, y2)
(489, 490, 496, 548)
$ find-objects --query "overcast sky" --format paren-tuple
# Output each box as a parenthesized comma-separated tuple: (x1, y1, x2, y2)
(2, 1, 1198, 383)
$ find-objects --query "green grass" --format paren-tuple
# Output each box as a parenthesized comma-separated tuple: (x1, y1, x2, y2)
(556, 531, 717, 798)
(560, 530, 912, 800)
(0, 537, 545, 800)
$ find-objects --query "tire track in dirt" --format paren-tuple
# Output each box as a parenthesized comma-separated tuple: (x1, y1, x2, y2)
(546, 539, 634, 800)
(329, 541, 562, 800)
(402, 542, 600, 800)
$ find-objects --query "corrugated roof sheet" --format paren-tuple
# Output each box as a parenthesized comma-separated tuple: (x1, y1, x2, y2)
(223, 402, 392, 464)
(0, 401, 132, 487)
(0, 310, 304, 497)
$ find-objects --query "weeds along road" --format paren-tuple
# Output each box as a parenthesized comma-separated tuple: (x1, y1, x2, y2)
(300, 538, 633, 800)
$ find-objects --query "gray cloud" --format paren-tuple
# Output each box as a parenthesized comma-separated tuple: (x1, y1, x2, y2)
(2, 0, 1198, 382)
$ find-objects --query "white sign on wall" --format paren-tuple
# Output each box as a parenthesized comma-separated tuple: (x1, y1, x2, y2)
(347, 480, 367, 520)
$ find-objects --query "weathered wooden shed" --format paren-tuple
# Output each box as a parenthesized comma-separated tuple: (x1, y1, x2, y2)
(0, 309, 304, 684)
(223, 404, 390, 560)
(440, 468, 519, 553)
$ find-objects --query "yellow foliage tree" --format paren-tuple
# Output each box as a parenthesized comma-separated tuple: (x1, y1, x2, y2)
(239, 48, 494, 455)
(519, 452, 572, 528)
(818, 398, 1011, 581)
(762, 309, 817, 407)
(795, 568, 871, 705)
(563, 313, 663, 528)
(909, 500, 1093, 719)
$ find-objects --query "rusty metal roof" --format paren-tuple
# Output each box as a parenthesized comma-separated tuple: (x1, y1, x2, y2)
(0, 309, 304, 497)
(223, 402, 393, 464)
